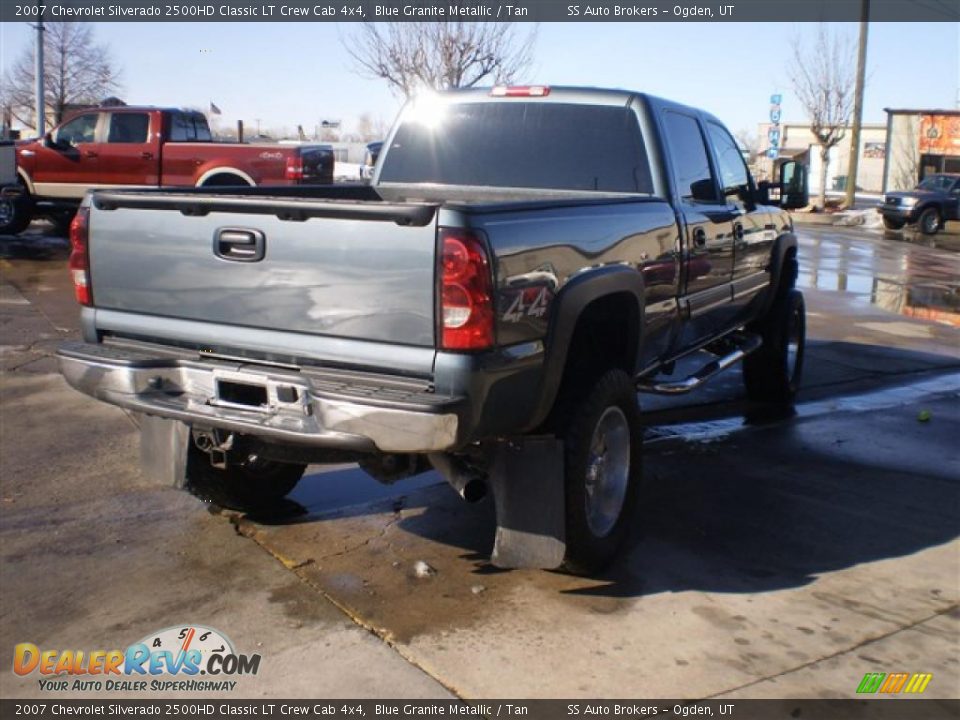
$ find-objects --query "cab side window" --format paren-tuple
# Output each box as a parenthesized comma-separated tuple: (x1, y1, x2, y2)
(55, 113, 98, 146)
(107, 113, 150, 143)
(662, 111, 718, 203)
(706, 122, 750, 198)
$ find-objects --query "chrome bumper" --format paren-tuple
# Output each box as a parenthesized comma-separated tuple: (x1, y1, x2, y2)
(57, 341, 460, 454)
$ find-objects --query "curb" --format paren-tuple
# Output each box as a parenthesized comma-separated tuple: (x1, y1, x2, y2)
(788, 213, 838, 226)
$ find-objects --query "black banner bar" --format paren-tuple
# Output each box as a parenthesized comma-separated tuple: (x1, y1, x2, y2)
(1, 0, 958, 23)
(2, 699, 959, 720)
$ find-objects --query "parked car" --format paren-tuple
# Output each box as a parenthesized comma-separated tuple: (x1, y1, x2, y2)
(58, 86, 808, 574)
(0, 106, 335, 235)
(359, 141, 383, 181)
(877, 173, 960, 235)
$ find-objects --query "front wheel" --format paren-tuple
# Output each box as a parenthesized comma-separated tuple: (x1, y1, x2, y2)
(562, 369, 642, 575)
(185, 442, 306, 512)
(743, 289, 806, 405)
(918, 207, 941, 235)
(882, 217, 905, 231)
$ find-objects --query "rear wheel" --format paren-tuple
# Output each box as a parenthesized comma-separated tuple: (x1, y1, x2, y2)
(48, 210, 75, 237)
(561, 369, 642, 575)
(743, 289, 806, 405)
(200, 174, 251, 188)
(185, 441, 306, 512)
(882, 217, 905, 230)
(0, 187, 34, 236)
(918, 207, 941, 235)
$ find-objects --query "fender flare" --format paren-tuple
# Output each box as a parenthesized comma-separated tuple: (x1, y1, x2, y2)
(15, 169, 35, 196)
(526, 265, 645, 430)
(759, 230, 799, 316)
(195, 166, 256, 187)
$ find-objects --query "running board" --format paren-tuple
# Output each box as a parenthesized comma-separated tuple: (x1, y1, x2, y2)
(636, 333, 762, 395)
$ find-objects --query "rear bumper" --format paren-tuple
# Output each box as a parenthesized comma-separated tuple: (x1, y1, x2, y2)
(57, 341, 461, 454)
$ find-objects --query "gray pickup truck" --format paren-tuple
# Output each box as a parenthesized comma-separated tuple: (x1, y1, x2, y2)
(58, 86, 809, 574)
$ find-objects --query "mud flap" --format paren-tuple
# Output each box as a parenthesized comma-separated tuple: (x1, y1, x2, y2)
(139, 414, 191, 488)
(489, 436, 566, 569)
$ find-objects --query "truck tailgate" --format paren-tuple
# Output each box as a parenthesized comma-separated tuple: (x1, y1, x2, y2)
(87, 193, 439, 347)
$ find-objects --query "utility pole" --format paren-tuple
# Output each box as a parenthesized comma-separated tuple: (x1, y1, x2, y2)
(844, 0, 869, 209)
(34, 8, 45, 136)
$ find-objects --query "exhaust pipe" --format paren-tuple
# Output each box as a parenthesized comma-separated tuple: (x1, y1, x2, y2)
(428, 453, 487, 503)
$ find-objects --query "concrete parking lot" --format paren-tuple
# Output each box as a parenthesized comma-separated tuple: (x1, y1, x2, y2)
(1, 221, 957, 700)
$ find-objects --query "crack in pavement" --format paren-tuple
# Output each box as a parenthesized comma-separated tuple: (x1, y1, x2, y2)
(230, 512, 467, 701)
(705, 603, 959, 699)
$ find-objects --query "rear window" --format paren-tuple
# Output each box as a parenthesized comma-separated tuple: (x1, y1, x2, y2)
(379, 102, 652, 194)
(169, 112, 212, 142)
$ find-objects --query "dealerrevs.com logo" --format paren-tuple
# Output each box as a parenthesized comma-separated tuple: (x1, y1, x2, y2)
(13, 625, 261, 693)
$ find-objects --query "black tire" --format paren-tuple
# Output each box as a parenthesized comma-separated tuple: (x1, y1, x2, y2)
(562, 369, 642, 575)
(185, 441, 306, 512)
(48, 210, 75, 237)
(882, 217, 905, 231)
(743, 289, 806, 406)
(0, 189, 34, 236)
(918, 207, 940, 236)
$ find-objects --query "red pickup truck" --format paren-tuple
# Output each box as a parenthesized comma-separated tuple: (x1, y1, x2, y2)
(0, 106, 335, 235)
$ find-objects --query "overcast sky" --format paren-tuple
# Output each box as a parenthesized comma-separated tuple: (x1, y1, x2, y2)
(1, 21, 957, 138)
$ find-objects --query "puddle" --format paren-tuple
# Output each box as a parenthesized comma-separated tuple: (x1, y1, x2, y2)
(291, 466, 443, 517)
(797, 233, 960, 326)
(0, 228, 69, 261)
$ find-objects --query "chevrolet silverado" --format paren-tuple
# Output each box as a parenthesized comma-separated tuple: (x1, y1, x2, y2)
(57, 86, 809, 573)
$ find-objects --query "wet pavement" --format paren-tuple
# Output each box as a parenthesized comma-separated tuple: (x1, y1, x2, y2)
(797, 226, 960, 328)
(0, 221, 957, 700)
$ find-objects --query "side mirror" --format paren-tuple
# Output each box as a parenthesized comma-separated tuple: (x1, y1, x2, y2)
(779, 160, 809, 209)
(689, 178, 717, 202)
(42, 133, 55, 148)
(756, 180, 772, 205)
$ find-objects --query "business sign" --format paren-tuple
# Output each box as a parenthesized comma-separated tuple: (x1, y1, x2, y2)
(768, 94, 783, 159)
(919, 114, 960, 154)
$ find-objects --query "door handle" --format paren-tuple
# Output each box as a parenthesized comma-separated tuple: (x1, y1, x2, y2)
(140, 152, 154, 160)
(214, 228, 265, 262)
(83, 151, 98, 159)
(692, 227, 707, 248)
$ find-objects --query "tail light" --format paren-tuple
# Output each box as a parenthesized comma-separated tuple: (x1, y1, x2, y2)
(438, 229, 494, 351)
(285, 154, 304, 181)
(68, 207, 92, 306)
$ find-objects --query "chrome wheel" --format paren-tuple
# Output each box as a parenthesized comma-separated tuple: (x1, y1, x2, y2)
(787, 303, 802, 383)
(584, 406, 631, 538)
(919, 208, 940, 235)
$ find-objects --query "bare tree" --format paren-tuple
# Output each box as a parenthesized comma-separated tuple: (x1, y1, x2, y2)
(345, 22, 536, 98)
(355, 112, 391, 142)
(787, 25, 856, 209)
(892, 116, 920, 191)
(734, 128, 760, 163)
(1, 22, 120, 130)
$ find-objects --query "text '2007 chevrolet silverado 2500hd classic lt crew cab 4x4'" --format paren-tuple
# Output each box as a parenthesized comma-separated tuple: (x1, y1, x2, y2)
(0, 105, 334, 235)
(58, 86, 809, 574)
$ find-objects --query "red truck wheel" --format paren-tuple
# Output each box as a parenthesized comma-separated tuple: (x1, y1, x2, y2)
(0, 188, 34, 236)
